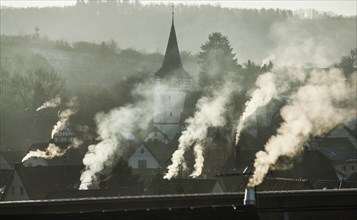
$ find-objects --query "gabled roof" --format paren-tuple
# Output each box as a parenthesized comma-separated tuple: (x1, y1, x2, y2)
(317, 137, 357, 162)
(4, 164, 84, 200)
(220, 150, 338, 191)
(0, 150, 27, 169)
(155, 17, 191, 79)
(141, 140, 177, 168)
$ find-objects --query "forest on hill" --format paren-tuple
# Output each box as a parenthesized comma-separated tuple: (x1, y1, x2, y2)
(1, 1, 356, 65)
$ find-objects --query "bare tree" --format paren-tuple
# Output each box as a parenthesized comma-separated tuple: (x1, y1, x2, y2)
(11, 67, 65, 110)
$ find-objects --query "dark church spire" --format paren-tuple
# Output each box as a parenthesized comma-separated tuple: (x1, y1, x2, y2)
(161, 5, 182, 70)
(155, 7, 191, 79)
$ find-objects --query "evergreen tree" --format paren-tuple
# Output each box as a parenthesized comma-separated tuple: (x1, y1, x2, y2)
(198, 32, 239, 88)
(336, 48, 357, 76)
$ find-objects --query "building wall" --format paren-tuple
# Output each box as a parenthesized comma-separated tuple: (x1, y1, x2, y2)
(154, 83, 187, 140)
(128, 145, 161, 169)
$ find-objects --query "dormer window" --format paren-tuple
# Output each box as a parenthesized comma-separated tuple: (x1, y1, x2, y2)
(140, 149, 144, 154)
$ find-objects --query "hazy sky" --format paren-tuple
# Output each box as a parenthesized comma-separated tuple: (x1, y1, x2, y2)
(0, 0, 356, 16)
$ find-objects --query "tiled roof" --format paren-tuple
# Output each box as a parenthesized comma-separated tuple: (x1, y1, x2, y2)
(317, 137, 357, 162)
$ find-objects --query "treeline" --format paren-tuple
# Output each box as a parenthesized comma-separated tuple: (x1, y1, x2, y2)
(1, 29, 355, 155)
(1, 2, 355, 64)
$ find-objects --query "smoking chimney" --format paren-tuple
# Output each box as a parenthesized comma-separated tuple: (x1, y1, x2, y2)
(244, 188, 256, 206)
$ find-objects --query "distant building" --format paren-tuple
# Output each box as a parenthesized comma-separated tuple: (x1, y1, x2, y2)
(53, 127, 75, 143)
(2, 164, 83, 201)
(317, 126, 357, 180)
(153, 12, 193, 140)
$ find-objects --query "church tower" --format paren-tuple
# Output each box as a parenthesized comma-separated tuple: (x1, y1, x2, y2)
(154, 8, 192, 140)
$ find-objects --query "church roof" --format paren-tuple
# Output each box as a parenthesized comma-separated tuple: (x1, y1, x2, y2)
(155, 15, 191, 79)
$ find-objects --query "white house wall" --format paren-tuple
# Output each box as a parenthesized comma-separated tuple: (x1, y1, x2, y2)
(128, 145, 161, 169)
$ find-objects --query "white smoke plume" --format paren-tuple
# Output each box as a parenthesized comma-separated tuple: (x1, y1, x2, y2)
(79, 92, 152, 190)
(248, 69, 357, 187)
(261, 55, 275, 69)
(235, 72, 277, 144)
(51, 97, 78, 138)
(164, 83, 235, 179)
(190, 143, 204, 178)
(21, 143, 73, 162)
(36, 95, 61, 111)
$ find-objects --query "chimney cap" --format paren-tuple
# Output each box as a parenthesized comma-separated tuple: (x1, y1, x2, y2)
(244, 188, 256, 206)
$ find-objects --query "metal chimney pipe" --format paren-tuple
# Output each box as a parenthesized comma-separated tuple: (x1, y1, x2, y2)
(244, 188, 256, 206)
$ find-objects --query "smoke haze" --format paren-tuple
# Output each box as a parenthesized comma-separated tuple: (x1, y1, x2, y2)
(79, 84, 153, 190)
(249, 69, 357, 187)
(164, 83, 237, 179)
(235, 72, 277, 144)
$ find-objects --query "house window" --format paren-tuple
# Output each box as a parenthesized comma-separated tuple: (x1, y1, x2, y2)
(351, 165, 355, 171)
(140, 149, 144, 154)
(138, 160, 147, 169)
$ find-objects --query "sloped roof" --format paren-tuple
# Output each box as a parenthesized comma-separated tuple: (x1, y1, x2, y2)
(271, 150, 339, 182)
(45, 188, 141, 199)
(0, 150, 27, 169)
(9, 164, 84, 200)
(218, 175, 313, 192)
(317, 137, 357, 162)
(146, 178, 219, 195)
(0, 169, 12, 188)
(220, 150, 338, 191)
(142, 140, 177, 168)
(155, 19, 191, 79)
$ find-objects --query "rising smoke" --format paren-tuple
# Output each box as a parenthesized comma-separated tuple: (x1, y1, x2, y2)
(248, 69, 357, 187)
(36, 95, 61, 111)
(164, 83, 236, 179)
(22, 97, 80, 163)
(79, 84, 153, 190)
(22, 142, 76, 162)
(51, 97, 78, 138)
(235, 72, 278, 145)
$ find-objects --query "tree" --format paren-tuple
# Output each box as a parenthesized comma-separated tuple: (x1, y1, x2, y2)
(11, 67, 65, 110)
(336, 48, 357, 76)
(198, 32, 240, 88)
